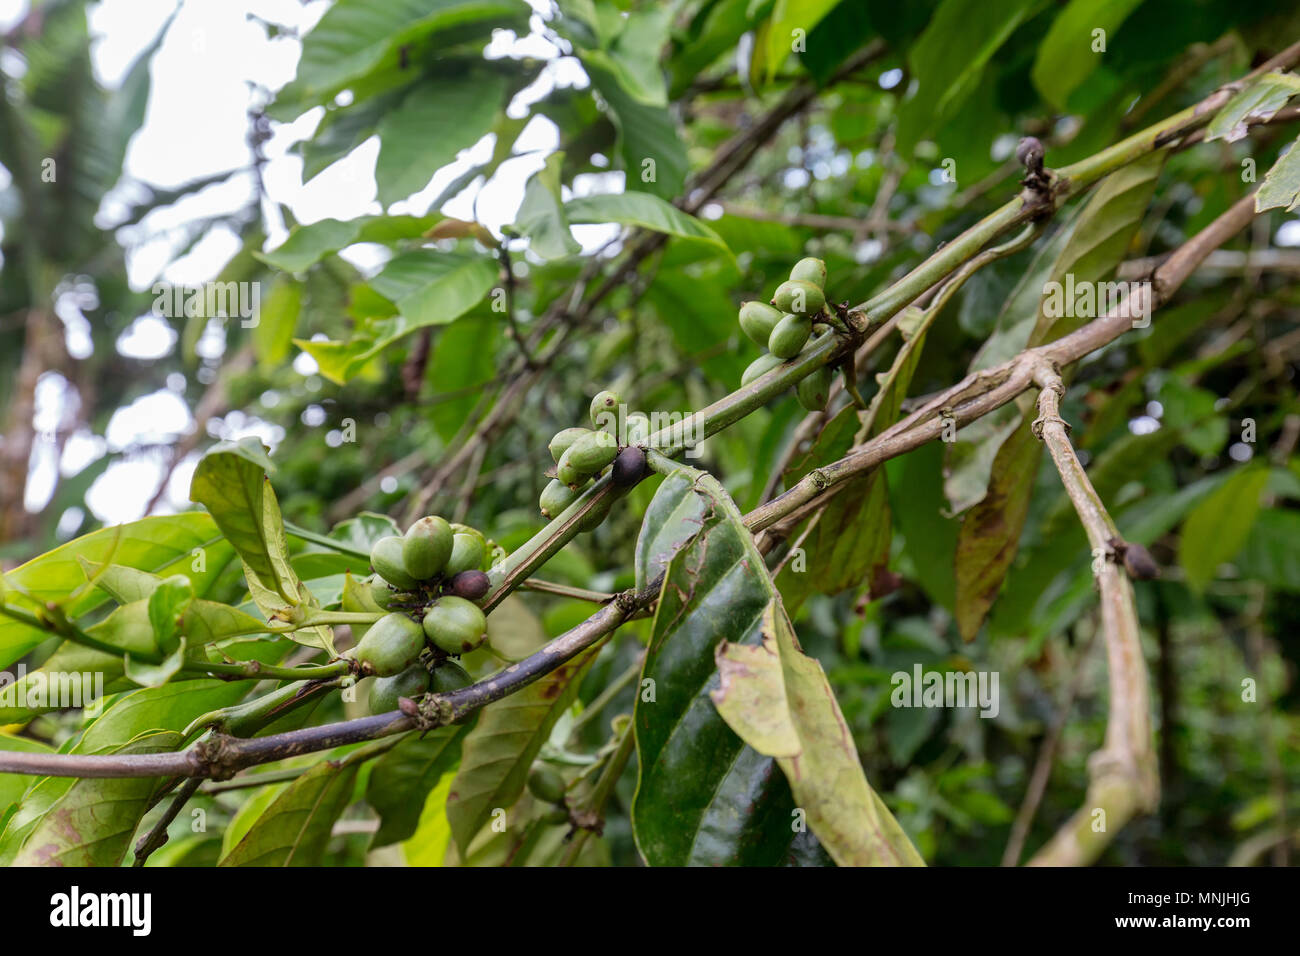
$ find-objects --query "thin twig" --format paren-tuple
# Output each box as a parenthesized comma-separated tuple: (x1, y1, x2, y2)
(1024, 363, 1155, 866)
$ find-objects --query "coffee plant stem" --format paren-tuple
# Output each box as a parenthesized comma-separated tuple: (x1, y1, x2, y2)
(1025, 364, 1154, 865)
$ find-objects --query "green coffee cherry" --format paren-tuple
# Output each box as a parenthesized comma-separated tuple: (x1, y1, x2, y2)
(423, 596, 488, 655)
(768, 313, 811, 359)
(402, 516, 453, 580)
(429, 659, 473, 693)
(772, 279, 826, 315)
(540, 478, 581, 518)
(352, 612, 425, 676)
(369, 663, 430, 714)
(578, 493, 613, 533)
(367, 579, 395, 609)
(549, 427, 592, 464)
(560, 430, 619, 479)
(556, 454, 583, 487)
(528, 763, 566, 804)
(624, 411, 651, 445)
(742, 352, 785, 387)
(738, 301, 783, 346)
(796, 366, 832, 411)
(541, 804, 570, 825)
(370, 536, 419, 590)
(445, 532, 486, 577)
(789, 257, 827, 289)
(589, 390, 621, 429)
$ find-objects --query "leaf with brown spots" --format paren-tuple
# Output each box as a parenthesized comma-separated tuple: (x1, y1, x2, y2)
(14, 731, 181, 867)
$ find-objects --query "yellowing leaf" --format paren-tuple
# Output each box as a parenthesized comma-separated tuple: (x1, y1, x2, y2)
(712, 603, 924, 867)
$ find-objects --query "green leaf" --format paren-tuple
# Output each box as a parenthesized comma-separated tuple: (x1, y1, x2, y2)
(1235, 507, 1300, 591)
(273, 0, 525, 113)
(219, 760, 359, 866)
(711, 602, 924, 865)
(148, 575, 194, 655)
(633, 466, 824, 865)
(764, 0, 841, 81)
(445, 649, 597, 854)
(0, 514, 226, 670)
(298, 251, 497, 384)
(254, 274, 303, 369)
(401, 772, 456, 865)
(367, 722, 471, 847)
(13, 731, 182, 867)
(897, 0, 1037, 153)
(513, 152, 581, 259)
(566, 192, 730, 255)
(1206, 71, 1300, 143)
(376, 74, 505, 206)
(256, 214, 442, 273)
(581, 55, 688, 199)
(1178, 465, 1270, 590)
(1031, 0, 1144, 110)
(1256, 135, 1300, 213)
(189, 439, 292, 600)
(78, 557, 161, 603)
(0, 734, 55, 814)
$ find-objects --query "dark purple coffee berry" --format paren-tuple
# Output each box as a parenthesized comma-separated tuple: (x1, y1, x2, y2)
(449, 569, 490, 601)
(611, 446, 648, 486)
(1015, 136, 1044, 170)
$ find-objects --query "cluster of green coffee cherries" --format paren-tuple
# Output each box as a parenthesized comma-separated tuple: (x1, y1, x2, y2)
(537, 388, 649, 523)
(738, 257, 834, 412)
(348, 515, 498, 714)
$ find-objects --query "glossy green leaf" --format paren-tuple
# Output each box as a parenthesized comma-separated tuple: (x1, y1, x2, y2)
(188, 439, 296, 605)
(219, 760, 359, 866)
(566, 192, 730, 255)
(633, 466, 826, 865)
(367, 722, 471, 847)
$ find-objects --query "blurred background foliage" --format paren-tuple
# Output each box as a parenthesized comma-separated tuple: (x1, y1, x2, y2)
(1, 0, 1298, 866)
